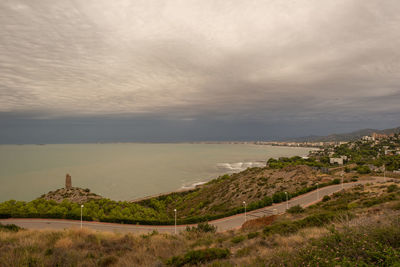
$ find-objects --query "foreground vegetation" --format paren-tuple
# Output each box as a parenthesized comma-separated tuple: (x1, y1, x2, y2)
(1, 181, 399, 266)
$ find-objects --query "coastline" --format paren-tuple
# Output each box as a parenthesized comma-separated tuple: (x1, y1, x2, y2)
(0, 141, 319, 148)
(0, 144, 312, 202)
(129, 160, 269, 203)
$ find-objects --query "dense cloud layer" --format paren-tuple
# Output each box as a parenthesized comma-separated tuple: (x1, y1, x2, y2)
(0, 0, 399, 142)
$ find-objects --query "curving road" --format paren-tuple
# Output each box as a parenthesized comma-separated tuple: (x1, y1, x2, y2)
(0, 177, 387, 233)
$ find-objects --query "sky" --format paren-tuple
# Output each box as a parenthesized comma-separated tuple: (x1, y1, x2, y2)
(1, 0, 400, 143)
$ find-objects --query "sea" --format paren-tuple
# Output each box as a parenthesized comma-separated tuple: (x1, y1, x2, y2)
(0, 143, 312, 202)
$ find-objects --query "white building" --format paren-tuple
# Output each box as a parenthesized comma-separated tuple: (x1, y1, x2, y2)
(329, 155, 347, 165)
(330, 157, 344, 165)
(362, 136, 375, 141)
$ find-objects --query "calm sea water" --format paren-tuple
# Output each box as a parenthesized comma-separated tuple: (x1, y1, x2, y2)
(0, 143, 312, 202)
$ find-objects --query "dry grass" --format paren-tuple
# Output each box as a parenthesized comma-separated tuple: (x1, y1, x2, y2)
(54, 237, 73, 249)
(0, 213, 396, 267)
(0, 227, 189, 267)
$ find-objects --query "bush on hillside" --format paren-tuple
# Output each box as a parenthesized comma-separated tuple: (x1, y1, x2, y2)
(322, 195, 331, 202)
(231, 235, 246, 244)
(263, 212, 340, 236)
(387, 184, 398, 193)
(185, 222, 217, 233)
(0, 223, 23, 232)
(356, 165, 371, 174)
(166, 248, 230, 266)
(287, 205, 305, 214)
(272, 192, 287, 203)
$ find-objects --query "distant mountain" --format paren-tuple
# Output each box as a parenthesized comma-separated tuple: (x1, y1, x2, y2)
(286, 126, 400, 142)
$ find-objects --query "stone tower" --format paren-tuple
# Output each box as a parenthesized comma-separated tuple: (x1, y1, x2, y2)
(65, 174, 72, 189)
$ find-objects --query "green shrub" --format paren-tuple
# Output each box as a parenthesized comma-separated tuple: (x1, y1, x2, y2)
(267, 156, 326, 169)
(361, 194, 397, 207)
(236, 247, 251, 257)
(186, 222, 217, 233)
(322, 195, 331, 202)
(231, 235, 246, 244)
(98, 256, 118, 267)
(347, 202, 359, 209)
(272, 192, 287, 203)
(0, 223, 23, 232)
(387, 184, 399, 193)
(287, 205, 305, 214)
(166, 248, 230, 266)
(247, 232, 259, 239)
(300, 212, 337, 227)
(356, 165, 371, 174)
(264, 212, 339, 236)
(263, 221, 299, 236)
(44, 248, 53, 256)
(332, 179, 340, 184)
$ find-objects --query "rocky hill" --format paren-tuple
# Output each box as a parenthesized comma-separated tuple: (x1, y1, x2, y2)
(39, 187, 102, 204)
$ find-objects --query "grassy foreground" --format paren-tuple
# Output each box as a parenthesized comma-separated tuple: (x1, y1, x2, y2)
(1, 181, 400, 266)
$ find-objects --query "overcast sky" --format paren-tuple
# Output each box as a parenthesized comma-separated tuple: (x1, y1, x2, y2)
(1, 0, 399, 143)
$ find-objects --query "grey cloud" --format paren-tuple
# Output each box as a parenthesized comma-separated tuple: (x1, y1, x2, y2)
(0, 0, 400, 141)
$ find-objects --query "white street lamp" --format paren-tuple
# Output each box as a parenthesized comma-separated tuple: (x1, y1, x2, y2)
(316, 183, 319, 200)
(341, 172, 344, 190)
(243, 201, 247, 222)
(80, 204, 84, 229)
(284, 192, 288, 210)
(174, 209, 177, 234)
(384, 164, 386, 183)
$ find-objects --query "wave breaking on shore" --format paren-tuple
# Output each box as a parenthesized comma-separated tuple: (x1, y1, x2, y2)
(180, 161, 266, 189)
(217, 161, 266, 172)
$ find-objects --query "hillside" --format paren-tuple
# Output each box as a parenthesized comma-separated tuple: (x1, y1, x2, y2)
(138, 165, 328, 218)
(39, 187, 102, 204)
(1, 181, 399, 266)
(288, 126, 400, 142)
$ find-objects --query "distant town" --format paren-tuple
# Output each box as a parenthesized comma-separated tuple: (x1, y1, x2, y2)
(194, 132, 400, 151)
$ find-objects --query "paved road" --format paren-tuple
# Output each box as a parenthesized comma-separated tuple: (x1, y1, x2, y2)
(0, 177, 387, 233)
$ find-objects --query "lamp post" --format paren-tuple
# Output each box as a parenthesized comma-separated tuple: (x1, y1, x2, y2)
(243, 201, 247, 222)
(285, 192, 288, 210)
(384, 164, 386, 183)
(80, 204, 84, 229)
(316, 183, 319, 200)
(341, 172, 344, 190)
(174, 209, 177, 234)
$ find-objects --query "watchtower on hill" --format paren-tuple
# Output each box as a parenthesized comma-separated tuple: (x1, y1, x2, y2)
(65, 174, 72, 189)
